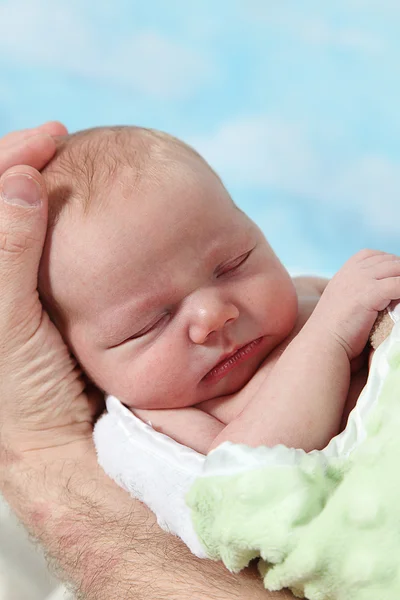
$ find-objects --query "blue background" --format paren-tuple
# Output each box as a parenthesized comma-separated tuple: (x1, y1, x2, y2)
(1, 0, 399, 277)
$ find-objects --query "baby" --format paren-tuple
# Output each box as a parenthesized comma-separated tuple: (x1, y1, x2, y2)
(39, 126, 400, 455)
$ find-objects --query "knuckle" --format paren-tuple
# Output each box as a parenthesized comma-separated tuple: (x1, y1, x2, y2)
(354, 248, 379, 262)
(0, 228, 33, 256)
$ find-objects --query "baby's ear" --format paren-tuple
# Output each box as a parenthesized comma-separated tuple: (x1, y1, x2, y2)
(369, 310, 394, 349)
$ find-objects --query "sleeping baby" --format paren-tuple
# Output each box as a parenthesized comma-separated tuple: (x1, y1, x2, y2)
(39, 125, 400, 455)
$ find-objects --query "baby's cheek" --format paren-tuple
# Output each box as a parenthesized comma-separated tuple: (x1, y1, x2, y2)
(108, 345, 193, 410)
(259, 277, 297, 336)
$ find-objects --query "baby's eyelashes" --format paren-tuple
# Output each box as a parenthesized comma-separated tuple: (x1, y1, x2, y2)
(109, 313, 171, 347)
(126, 313, 171, 342)
(215, 250, 253, 278)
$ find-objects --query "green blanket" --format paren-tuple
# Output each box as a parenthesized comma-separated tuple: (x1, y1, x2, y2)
(187, 322, 400, 599)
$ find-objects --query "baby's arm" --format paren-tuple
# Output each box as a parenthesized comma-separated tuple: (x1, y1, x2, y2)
(132, 406, 225, 454)
(210, 250, 400, 452)
(210, 315, 350, 452)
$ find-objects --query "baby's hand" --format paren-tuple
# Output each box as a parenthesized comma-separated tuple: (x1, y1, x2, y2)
(313, 250, 400, 360)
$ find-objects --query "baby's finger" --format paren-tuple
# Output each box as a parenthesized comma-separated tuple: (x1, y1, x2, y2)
(0, 167, 48, 337)
(376, 277, 400, 310)
(0, 134, 56, 175)
(373, 257, 400, 280)
(0, 121, 68, 147)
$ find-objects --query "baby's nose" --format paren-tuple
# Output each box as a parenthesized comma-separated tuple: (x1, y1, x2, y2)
(188, 292, 239, 345)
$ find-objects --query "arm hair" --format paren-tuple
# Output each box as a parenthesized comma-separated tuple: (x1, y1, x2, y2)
(1, 442, 291, 600)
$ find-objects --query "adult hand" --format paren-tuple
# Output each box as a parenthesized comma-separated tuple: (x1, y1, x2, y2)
(0, 121, 101, 464)
(0, 123, 290, 599)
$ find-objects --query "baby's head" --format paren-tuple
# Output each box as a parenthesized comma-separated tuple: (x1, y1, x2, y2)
(40, 126, 298, 409)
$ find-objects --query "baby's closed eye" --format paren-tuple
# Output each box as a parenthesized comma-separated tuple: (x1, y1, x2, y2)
(128, 312, 171, 340)
(215, 250, 252, 278)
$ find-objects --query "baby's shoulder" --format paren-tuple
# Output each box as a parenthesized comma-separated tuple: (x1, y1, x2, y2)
(292, 275, 330, 298)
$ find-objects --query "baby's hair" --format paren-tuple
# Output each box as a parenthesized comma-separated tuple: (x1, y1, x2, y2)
(42, 125, 211, 227)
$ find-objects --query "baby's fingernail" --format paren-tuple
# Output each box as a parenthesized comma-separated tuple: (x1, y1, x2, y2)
(1, 173, 42, 207)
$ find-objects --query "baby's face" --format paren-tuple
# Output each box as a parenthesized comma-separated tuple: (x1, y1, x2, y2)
(42, 153, 298, 409)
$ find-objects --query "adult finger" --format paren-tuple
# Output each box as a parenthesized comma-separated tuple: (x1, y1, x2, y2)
(1, 121, 68, 146)
(37, 121, 68, 136)
(0, 134, 57, 174)
(0, 166, 48, 333)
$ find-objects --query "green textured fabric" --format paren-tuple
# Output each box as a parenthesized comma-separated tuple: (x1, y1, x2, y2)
(187, 338, 400, 598)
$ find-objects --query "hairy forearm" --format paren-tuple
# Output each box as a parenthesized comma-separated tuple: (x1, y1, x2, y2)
(211, 321, 350, 452)
(0, 441, 287, 599)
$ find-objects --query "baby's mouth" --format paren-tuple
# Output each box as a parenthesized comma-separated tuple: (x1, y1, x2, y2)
(202, 337, 264, 384)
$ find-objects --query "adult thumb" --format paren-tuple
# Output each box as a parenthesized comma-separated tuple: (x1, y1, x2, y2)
(0, 166, 48, 334)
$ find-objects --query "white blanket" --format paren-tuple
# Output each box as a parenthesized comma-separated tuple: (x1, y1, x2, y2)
(93, 395, 207, 557)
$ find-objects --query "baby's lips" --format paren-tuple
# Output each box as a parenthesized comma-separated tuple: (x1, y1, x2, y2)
(388, 300, 400, 323)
